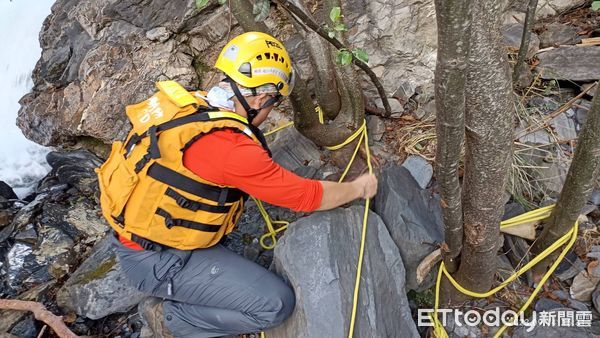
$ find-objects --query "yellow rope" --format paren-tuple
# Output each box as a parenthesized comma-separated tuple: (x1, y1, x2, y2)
(264, 121, 294, 137)
(430, 204, 578, 338)
(258, 118, 372, 338)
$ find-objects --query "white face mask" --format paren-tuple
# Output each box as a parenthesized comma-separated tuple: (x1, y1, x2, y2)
(205, 86, 235, 111)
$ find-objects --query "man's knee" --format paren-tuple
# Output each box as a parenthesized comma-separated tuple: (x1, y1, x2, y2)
(258, 282, 295, 328)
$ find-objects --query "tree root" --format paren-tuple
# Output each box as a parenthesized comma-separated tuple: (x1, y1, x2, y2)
(0, 299, 81, 338)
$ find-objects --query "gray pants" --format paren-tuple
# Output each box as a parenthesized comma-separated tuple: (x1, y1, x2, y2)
(112, 237, 295, 337)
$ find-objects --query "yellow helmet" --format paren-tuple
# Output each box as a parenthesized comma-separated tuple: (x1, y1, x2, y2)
(215, 32, 295, 97)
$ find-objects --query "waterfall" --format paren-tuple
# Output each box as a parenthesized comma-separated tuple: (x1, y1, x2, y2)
(0, 0, 55, 197)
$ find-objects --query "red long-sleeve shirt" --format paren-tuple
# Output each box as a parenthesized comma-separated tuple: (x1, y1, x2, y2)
(183, 129, 323, 212)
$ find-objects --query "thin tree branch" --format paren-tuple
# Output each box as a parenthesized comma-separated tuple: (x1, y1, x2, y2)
(273, 0, 391, 117)
(0, 299, 80, 338)
(512, 0, 538, 88)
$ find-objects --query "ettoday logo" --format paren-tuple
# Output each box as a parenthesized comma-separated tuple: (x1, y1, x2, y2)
(418, 308, 593, 332)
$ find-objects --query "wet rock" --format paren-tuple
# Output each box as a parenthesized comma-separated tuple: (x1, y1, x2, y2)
(512, 308, 593, 337)
(571, 271, 600, 302)
(0, 282, 54, 334)
(373, 165, 444, 290)
(0, 182, 18, 201)
(43, 150, 103, 195)
(502, 23, 540, 58)
(268, 126, 323, 173)
(269, 205, 419, 338)
(538, 46, 600, 81)
(9, 315, 37, 338)
(64, 199, 108, 242)
(401, 155, 433, 189)
(57, 235, 145, 320)
(539, 23, 582, 48)
(0, 211, 11, 227)
(366, 115, 385, 142)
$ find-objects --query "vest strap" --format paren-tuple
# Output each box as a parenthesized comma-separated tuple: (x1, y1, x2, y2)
(165, 188, 231, 213)
(147, 163, 243, 203)
(156, 208, 220, 232)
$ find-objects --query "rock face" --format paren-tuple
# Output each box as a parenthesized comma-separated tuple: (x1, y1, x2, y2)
(373, 165, 444, 291)
(18, 0, 440, 149)
(17, 0, 232, 147)
(269, 206, 419, 338)
(538, 46, 600, 81)
(57, 235, 145, 320)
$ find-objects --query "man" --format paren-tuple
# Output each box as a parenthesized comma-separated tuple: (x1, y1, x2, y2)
(109, 32, 378, 337)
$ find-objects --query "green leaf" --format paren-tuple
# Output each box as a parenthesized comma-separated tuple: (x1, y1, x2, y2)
(330, 7, 341, 23)
(334, 23, 347, 32)
(336, 50, 353, 66)
(218, 0, 227, 4)
(196, 0, 209, 10)
(328, 30, 336, 39)
(592, 1, 600, 11)
(253, 0, 271, 22)
(352, 48, 369, 63)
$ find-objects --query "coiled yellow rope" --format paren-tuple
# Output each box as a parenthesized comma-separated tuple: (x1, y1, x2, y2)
(258, 117, 372, 338)
(430, 204, 578, 338)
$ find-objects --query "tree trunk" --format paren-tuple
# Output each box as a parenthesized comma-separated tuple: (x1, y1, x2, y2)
(453, 0, 514, 299)
(532, 84, 600, 273)
(433, 0, 472, 275)
(512, 0, 538, 88)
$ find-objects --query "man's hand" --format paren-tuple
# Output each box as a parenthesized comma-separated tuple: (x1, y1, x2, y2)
(317, 173, 378, 211)
(352, 173, 378, 199)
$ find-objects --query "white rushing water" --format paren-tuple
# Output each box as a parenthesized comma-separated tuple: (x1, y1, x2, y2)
(0, 0, 55, 197)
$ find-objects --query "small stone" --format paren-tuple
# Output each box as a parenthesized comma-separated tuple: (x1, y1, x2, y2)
(374, 97, 403, 114)
(366, 115, 385, 142)
(393, 81, 417, 102)
(589, 191, 600, 206)
(550, 112, 577, 141)
(0, 181, 18, 200)
(0, 210, 11, 226)
(567, 299, 589, 312)
(145, 27, 171, 42)
(570, 270, 600, 301)
(535, 298, 565, 311)
(415, 99, 436, 120)
(588, 252, 600, 260)
(539, 23, 581, 48)
(502, 23, 540, 58)
(401, 155, 433, 190)
(555, 254, 585, 282)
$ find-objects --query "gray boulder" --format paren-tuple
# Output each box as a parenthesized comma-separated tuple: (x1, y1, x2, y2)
(373, 165, 444, 291)
(539, 23, 581, 48)
(268, 125, 323, 173)
(268, 206, 419, 338)
(57, 235, 145, 320)
(502, 23, 540, 59)
(538, 46, 600, 81)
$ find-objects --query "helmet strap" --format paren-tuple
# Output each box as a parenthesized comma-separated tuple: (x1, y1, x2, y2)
(227, 77, 259, 124)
